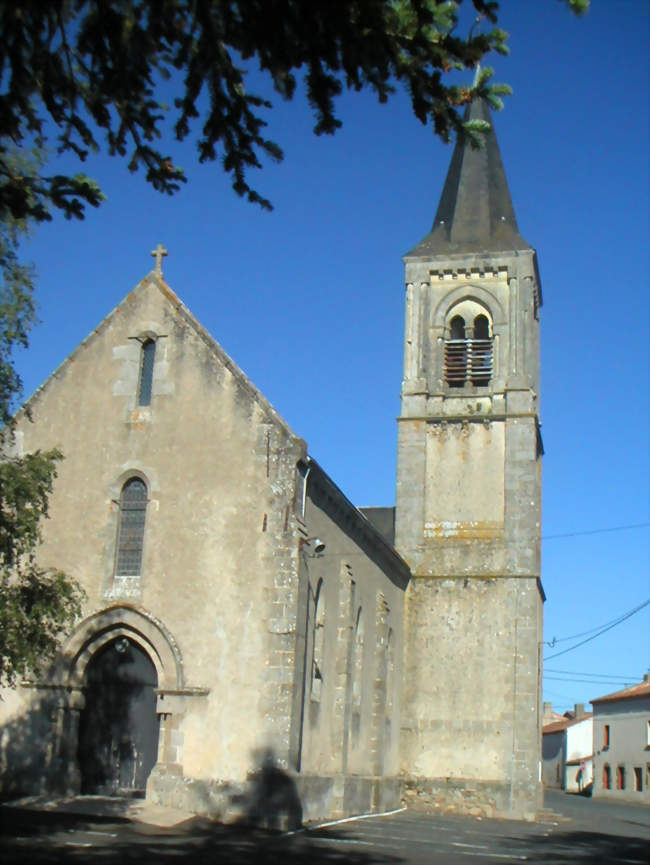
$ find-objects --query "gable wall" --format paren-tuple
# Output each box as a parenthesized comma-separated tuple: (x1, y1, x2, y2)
(3, 279, 306, 787)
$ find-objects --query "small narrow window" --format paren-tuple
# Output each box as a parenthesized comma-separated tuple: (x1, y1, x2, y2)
(138, 339, 156, 406)
(604, 724, 610, 749)
(602, 764, 611, 789)
(633, 767, 643, 792)
(351, 606, 364, 745)
(385, 628, 394, 714)
(616, 765, 625, 790)
(311, 580, 325, 702)
(445, 316, 467, 387)
(115, 478, 148, 577)
(473, 314, 490, 340)
(450, 315, 466, 340)
(471, 315, 492, 385)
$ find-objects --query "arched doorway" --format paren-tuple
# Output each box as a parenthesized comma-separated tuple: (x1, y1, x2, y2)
(77, 637, 159, 795)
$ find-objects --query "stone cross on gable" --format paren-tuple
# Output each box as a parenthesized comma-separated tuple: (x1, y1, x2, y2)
(150, 243, 168, 276)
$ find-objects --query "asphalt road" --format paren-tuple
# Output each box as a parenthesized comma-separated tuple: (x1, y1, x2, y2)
(305, 794, 650, 865)
(1, 791, 648, 864)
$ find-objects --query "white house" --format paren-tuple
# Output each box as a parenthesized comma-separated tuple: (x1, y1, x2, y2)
(542, 705, 593, 793)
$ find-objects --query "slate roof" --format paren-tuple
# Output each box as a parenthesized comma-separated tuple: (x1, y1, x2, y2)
(405, 99, 531, 257)
(591, 680, 650, 705)
(359, 506, 396, 546)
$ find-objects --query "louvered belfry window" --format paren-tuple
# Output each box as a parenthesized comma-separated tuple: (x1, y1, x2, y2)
(115, 478, 148, 576)
(444, 313, 493, 387)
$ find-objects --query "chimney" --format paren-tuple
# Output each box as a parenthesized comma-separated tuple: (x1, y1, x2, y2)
(574, 703, 585, 718)
(643, 672, 649, 683)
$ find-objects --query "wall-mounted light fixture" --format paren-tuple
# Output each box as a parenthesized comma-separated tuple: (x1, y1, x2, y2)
(302, 536, 326, 556)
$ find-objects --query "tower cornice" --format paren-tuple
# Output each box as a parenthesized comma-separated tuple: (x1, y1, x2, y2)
(396, 412, 539, 423)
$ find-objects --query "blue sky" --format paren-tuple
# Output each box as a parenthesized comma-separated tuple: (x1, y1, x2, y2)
(16, 2, 649, 714)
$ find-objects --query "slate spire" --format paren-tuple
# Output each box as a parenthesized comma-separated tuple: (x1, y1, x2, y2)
(406, 99, 530, 256)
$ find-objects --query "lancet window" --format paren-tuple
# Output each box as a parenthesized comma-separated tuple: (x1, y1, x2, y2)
(115, 477, 148, 577)
(311, 579, 325, 701)
(351, 606, 364, 744)
(138, 338, 156, 405)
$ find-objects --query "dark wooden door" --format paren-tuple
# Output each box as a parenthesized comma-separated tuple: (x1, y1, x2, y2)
(78, 637, 159, 795)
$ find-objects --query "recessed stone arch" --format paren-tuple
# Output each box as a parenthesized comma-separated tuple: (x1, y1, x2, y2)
(53, 604, 183, 692)
(432, 286, 501, 389)
(135, 328, 162, 343)
(110, 464, 160, 497)
(38, 605, 186, 797)
(431, 283, 505, 329)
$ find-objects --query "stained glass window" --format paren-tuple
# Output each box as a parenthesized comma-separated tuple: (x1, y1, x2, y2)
(115, 478, 148, 576)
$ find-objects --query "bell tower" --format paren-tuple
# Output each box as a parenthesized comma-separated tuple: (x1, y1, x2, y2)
(396, 99, 543, 819)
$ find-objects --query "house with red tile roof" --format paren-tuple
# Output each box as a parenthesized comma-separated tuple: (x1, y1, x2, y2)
(592, 674, 650, 803)
(542, 705, 593, 792)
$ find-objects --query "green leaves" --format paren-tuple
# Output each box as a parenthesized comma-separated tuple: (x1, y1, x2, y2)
(0, 143, 85, 687)
(0, 149, 39, 428)
(0, 1, 521, 217)
(0, 449, 85, 687)
(0, 2, 589, 215)
(0, 565, 84, 687)
(0, 449, 62, 570)
(564, 0, 590, 16)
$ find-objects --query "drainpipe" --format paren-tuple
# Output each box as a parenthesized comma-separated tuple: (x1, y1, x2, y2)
(301, 462, 312, 520)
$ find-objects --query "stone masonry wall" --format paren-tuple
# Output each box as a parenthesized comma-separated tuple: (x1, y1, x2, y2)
(400, 575, 542, 820)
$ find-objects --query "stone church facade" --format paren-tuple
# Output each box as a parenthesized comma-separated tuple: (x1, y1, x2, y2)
(0, 101, 544, 821)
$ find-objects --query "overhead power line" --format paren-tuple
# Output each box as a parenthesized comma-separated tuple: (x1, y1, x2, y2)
(545, 600, 650, 645)
(544, 598, 650, 661)
(544, 668, 639, 680)
(542, 521, 650, 540)
(544, 675, 636, 687)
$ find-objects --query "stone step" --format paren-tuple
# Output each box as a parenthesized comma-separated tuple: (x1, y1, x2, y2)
(536, 808, 572, 824)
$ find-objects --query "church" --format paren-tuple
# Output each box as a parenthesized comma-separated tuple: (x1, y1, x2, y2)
(0, 100, 544, 822)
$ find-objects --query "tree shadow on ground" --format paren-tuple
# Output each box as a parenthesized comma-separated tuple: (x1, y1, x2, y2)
(503, 828, 649, 865)
(6, 804, 649, 865)
(0, 803, 131, 837)
(0, 803, 404, 865)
